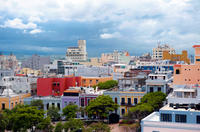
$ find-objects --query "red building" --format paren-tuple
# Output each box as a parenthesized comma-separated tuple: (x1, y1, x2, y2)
(37, 77, 82, 96)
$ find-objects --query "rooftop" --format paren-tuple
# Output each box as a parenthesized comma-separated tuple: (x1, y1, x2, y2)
(160, 105, 200, 112)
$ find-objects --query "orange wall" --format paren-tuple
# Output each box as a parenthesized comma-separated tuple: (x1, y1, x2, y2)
(0, 93, 31, 110)
(81, 76, 113, 87)
(163, 50, 190, 64)
(173, 64, 200, 85)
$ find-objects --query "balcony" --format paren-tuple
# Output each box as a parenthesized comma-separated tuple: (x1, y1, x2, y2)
(121, 102, 133, 106)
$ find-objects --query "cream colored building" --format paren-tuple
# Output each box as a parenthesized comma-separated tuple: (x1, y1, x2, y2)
(152, 44, 175, 60)
(79, 58, 102, 66)
(66, 40, 87, 62)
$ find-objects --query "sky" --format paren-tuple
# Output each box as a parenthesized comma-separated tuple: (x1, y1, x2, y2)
(0, 0, 200, 57)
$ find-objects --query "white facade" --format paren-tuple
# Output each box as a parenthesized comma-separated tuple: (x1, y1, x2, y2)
(152, 44, 175, 60)
(168, 85, 200, 105)
(141, 112, 200, 132)
(0, 76, 37, 94)
(66, 40, 87, 62)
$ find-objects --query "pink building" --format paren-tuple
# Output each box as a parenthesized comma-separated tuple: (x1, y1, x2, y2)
(173, 45, 200, 85)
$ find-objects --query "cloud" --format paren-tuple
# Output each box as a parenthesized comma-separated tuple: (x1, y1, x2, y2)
(0, 18, 37, 29)
(29, 29, 43, 34)
(100, 32, 121, 39)
(23, 45, 57, 52)
(28, 16, 47, 23)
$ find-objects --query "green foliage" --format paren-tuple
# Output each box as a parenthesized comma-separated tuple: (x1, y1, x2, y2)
(30, 100, 44, 110)
(2, 105, 45, 132)
(36, 116, 54, 132)
(47, 107, 61, 121)
(129, 103, 153, 121)
(0, 113, 8, 132)
(84, 122, 111, 132)
(96, 80, 118, 90)
(140, 91, 166, 110)
(86, 95, 119, 119)
(62, 104, 78, 120)
(63, 118, 84, 132)
(54, 122, 63, 132)
(128, 92, 166, 122)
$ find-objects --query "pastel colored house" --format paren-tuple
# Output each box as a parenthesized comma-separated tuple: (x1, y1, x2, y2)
(0, 89, 31, 110)
(173, 45, 200, 85)
(37, 77, 82, 96)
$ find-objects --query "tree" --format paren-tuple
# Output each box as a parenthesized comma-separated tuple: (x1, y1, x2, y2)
(63, 104, 78, 120)
(2, 105, 45, 132)
(129, 103, 153, 121)
(47, 107, 61, 121)
(86, 95, 119, 119)
(84, 122, 111, 132)
(63, 118, 83, 132)
(36, 116, 54, 132)
(140, 91, 166, 111)
(30, 100, 44, 110)
(96, 80, 118, 90)
(54, 122, 63, 132)
(0, 113, 8, 132)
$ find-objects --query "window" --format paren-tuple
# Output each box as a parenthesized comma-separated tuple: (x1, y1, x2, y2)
(90, 80, 92, 84)
(81, 98, 84, 107)
(121, 98, 125, 105)
(161, 113, 172, 122)
(175, 114, 187, 123)
(115, 98, 118, 104)
(128, 98, 131, 105)
(134, 98, 138, 105)
(96, 80, 99, 84)
(47, 103, 49, 110)
(150, 87, 154, 92)
(196, 115, 200, 124)
(57, 103, 60, 110)
(176, 69, 180, 74)
(121, 109, 125, 115)
(158, 87, 161, 92)
(11, 103, 13, 109)
(2, 103, 5, 110)
(52, 103, 55, 107)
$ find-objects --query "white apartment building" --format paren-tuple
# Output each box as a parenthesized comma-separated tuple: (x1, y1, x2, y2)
(0, 76, 37, 94)
(152, 44, 175, 60)
(66, 40, 87, 62)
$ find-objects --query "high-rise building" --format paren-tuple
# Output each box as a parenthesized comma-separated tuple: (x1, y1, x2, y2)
(22, 54, 50, 70)
(152, 44, 175, 60)
(66, 40, 87, 62)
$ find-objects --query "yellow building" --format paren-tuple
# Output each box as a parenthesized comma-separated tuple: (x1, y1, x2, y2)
(20, 68, 41, 76)
(163, 50, 190, 64)
(0, 89, 31, 110)
(79, 58, 103, 66)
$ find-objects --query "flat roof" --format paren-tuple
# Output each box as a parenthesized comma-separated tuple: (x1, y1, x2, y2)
(160, 105, 200, 112)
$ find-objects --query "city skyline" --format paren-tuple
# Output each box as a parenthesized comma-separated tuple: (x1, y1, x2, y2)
(0, 0, 200, 56)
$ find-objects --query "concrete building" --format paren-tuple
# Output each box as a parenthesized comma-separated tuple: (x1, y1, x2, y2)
(146, 70, 173, 94)
(24, 96, 62, 113)
(152, 44, 175, 60)
(37, 77, 82, 96)
(22, 54, 50, 70)
(173, 45, 200, 85)
(0, 88, 31, 110)
(66, 40, 87, 62)
(0, 53, 19, 70)
(0, 70, 14, 80)
(163, 50, 190, 64)
(141, 106, 200, 132)
(0, 76, 37, 94)
(101, 50, 131, 65)
(79, 57, 103, 66)
(81, 76, 113, 87)
(104, 89, 145, 117)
